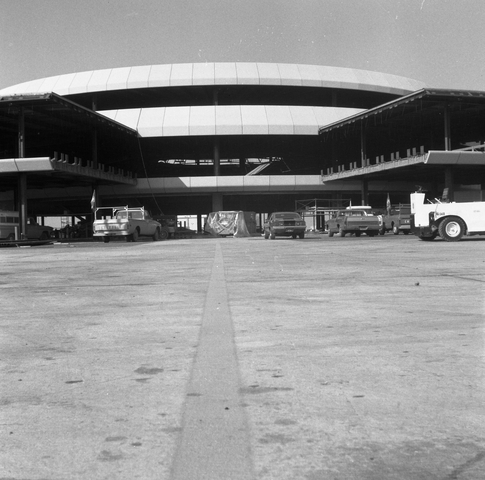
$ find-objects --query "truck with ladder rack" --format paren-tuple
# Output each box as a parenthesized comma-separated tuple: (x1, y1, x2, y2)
(92, 206, 167, 242)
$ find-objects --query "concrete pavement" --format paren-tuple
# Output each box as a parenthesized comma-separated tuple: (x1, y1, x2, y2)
(1, 234, 484, 479)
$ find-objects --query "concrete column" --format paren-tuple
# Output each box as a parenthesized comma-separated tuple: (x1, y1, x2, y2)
(361, 179, 369, 206)
(92, 128, 98, 169)
(360, 123, 367, 168)
(212, 193, 223, 212)
(18, 107, 25, 158)
(18, 173, 27, 239)
(91, 94, 98, 112)
(444, 104, 451, 151)
(214, 137, 220, 176)
(18, 107, 28, 239)
(444, 167, 454, 201)
(213, 88, 220, 176)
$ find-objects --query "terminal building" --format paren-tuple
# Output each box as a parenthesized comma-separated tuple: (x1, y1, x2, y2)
(1, 62, 484, 233)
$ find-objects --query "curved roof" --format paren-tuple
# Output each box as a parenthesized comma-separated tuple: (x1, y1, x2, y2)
(100, 105, 365, 137)
(0, 62, 426, 97)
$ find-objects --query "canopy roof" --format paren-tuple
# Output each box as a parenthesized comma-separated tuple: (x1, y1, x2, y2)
(0, 93, 139, 190)
(319, 88, 485, 133)
(0, 92, 138, 136)
(0, 63, 426, 98)
(100, 105, 365, 137)
(319, 89, 485, 187)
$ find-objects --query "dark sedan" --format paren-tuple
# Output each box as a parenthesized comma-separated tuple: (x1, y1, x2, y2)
(264, 212, 306, 239)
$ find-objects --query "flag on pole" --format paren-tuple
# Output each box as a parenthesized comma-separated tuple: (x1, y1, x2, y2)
(90, 190, 96, 212)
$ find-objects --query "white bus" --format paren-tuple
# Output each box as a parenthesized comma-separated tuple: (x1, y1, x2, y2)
(0, 211, 54, 240)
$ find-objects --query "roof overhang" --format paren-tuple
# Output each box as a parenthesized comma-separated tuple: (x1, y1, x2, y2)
(319, 88, 485, 134)
(0, 157, 136, 185)
(0, 92, 139, 136)
(320, 150, 485, 183)
(0, 92, 140, 189)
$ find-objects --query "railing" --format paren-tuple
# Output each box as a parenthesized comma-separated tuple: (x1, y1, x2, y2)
(454, 144, 485, 152)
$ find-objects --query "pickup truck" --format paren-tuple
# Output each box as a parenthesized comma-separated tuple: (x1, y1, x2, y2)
(92, 206, 164, 243)
(379, 204, 411, 235)
(326, 207, 381, 237)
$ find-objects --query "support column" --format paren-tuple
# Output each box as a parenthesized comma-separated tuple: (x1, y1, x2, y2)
(212, 87, 221, 177)
(18, 174, 27, 239)
(361, 179, 369, 206)
(18, 107, 28, 239)
(212, 193, 223, 212)
(92, 128, 98, 169)
(444, 167, 454, 202)
(213, 137, 220, 176)
(360, 123, 367, 167)
(444, 103, 451, 151)
(92, 95, 98, 170)
(197, 214, 203, 233)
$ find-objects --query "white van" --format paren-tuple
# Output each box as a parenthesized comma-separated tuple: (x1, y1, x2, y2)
(0, 211, 54, 240)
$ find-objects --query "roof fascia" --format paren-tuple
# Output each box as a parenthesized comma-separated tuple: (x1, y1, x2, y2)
(0, 92, 139, 137)
(318, 88, 485, 135)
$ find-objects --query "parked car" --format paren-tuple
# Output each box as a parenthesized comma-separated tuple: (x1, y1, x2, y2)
(264, 212, 306, 239)
(326, 207, 381, 237)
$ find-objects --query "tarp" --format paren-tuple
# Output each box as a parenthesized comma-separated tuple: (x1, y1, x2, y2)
(205, 211, 257, 237)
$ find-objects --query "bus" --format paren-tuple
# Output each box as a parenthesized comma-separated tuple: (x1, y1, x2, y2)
(0, 211, 54, 240)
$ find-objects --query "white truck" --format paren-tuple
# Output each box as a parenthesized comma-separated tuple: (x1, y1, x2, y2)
(92, 206, 164, 243)
(410, 192, 485, 242)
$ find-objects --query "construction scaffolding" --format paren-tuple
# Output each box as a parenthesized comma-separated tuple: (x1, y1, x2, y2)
(296, 198, 352, 231)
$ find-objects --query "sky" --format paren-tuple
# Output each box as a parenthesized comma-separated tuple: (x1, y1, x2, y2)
(1, 0, 485, 91)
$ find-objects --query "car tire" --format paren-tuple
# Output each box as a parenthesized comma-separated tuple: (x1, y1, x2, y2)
(131, 229, 139, 242)
(392, 225, 399, 235)
(160, 229, 169, 240)
(264, 231, 269, 239)
(299, 232, 305, 239)
(270, 230, 276, 240)
(339, 227, 345, 237)
(40, 231, 50, 240)
(153, 229, 160, 241)
(103, 237, 110, 243)
(6, 233, 15, 241)
(328, 230, 334, 237)
(438, 217, 465, 242)
(355, 232, 361, 237)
